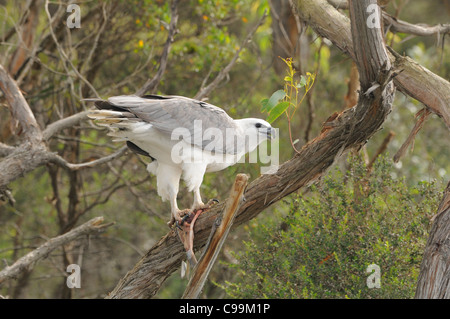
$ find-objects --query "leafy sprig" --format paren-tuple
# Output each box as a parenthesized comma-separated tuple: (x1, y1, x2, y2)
(261, 57, 316, 153)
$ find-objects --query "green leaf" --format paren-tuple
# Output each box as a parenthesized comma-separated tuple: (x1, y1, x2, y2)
(267, 89, 286, 110)
(296, 75, 306, 88)
(267, 101, 290, 123)
(260, 98, 269, 112)
(284, 76, 292, 82)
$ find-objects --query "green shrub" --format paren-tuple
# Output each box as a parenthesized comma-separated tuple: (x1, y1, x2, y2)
(220, 155, 441, 298)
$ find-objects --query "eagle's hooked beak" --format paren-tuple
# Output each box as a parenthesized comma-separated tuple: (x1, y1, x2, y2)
(267, 127, 276, 140)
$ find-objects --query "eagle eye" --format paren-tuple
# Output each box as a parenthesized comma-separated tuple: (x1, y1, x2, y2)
(255, 123, 262, 128)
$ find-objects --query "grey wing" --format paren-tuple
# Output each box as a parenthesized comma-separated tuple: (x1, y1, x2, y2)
(107, 95, 243, 155)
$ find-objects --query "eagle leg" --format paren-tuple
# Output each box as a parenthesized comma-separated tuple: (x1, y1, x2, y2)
(192, 198, 219, 212)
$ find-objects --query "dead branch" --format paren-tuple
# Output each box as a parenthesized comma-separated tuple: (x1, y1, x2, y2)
(49, 145, 129, 171)
(327, 0, 349, 9)
(135, 0, 179, 96)
(182, 174, 248, 299)
(393, 108, 431, 163)
(0, 144, 51, 189)
(0, 63, 49, 189)
(42, 110, 91, 141)
(0, 217, 114, 285)
(0, 62, 126, 187)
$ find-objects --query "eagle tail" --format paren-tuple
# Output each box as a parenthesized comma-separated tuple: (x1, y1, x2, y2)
(87, 110, 134, 127)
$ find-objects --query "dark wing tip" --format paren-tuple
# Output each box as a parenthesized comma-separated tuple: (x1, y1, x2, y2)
(126, 141, 155, 160)
(94, 100, 126, 112)
(141, 94, 170, 100)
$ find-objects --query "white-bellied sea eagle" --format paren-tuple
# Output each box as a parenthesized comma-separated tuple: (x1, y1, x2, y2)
(87, 94, 275, 226)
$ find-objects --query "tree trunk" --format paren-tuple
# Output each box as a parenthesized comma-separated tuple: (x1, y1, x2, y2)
(415, 181, 450, 298)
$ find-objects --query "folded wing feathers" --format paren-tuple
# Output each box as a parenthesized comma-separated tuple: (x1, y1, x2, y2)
(86, 95, 242, 155)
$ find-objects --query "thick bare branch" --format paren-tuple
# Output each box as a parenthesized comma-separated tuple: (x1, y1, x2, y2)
(0, 64, 42, 143)
(0, 217, 113, 285)
(0, 143, 50, 189)
(383, 12, 450, 37)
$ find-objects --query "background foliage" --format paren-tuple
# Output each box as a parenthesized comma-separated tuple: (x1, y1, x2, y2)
(0, 0, 448, 298)
(220, 156, 441, 298)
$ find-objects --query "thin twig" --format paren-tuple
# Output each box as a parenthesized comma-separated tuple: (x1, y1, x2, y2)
(42, 110, 91, 141)
(49, 145, 128, 171)
(393, 108, 431, 163)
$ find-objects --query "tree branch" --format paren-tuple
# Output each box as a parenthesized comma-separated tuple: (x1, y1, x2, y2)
(0, 217, 114, 285)
(42, 110, 91, 141)
(0, 64, 42, 143)
(48, 145, 129, 171)
(367, 130, 395, 170)
(393, 108, 431, 163)
(0, 143, 50, 189)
